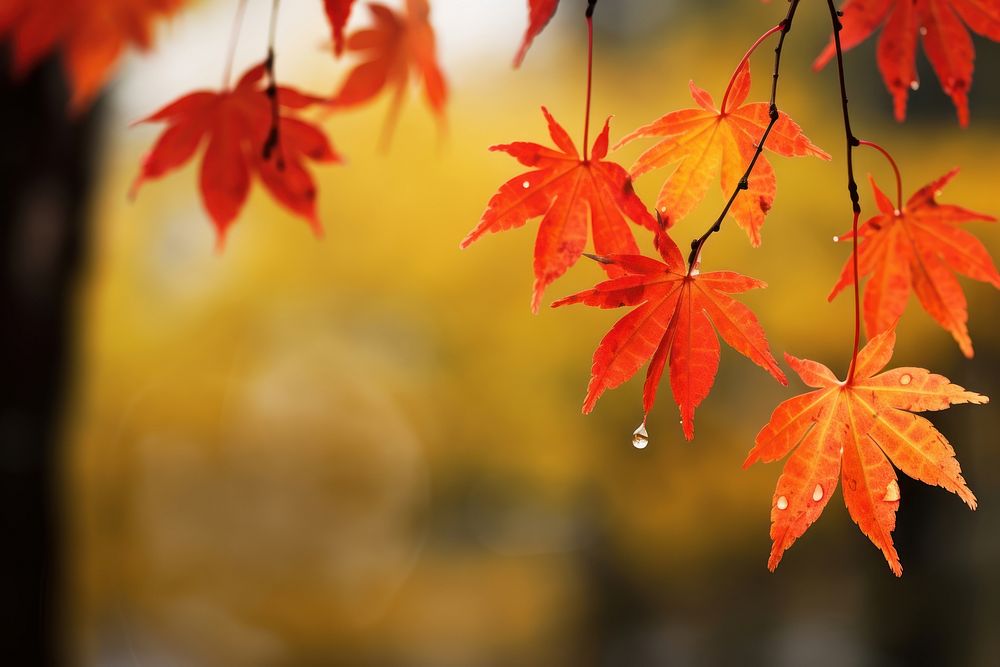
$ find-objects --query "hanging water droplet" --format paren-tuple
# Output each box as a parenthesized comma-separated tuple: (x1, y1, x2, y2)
(909, 80, 920, 91)
(919, 26, 928, 36)
(893, 208, 902, 217)
(632, 422, 649, 449)
(884, 480, 900, 502)
(522, 180, 531, 189)
(776, 496, 788, 510)
(832, 235, 840, 242)
(899, 373, 912, 386)
(812, 484, 824, 502)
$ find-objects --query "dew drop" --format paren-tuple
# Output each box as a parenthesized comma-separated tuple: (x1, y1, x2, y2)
(522, 180, 531, 189)
(832, 235, 840, 242)
(899, 373, 912, 386)
(893, 208, 902, 217)
(919, 26, 928, 36)
(632, 422, 649, 449)
(909, 80, 920, 91)
(884, 480, 901, 502)
(812, 484, 824, 502)
(660, 206, 667, 213)
(776, 496, 788, 510)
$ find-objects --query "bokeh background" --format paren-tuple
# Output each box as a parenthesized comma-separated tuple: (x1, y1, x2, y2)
(3, 0, 1000, 665)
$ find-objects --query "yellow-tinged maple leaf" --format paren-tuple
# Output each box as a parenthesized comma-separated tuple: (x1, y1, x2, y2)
(615, 61, 830, 246)
(745, 327, 987, 576)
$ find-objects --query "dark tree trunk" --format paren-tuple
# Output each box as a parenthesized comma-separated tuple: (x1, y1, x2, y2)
(0, 52, 100, 666)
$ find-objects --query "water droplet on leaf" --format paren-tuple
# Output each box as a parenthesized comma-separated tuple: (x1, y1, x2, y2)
(832, 235, 839, 242)
(899, 373, 912, 386)
(919, 26, 928, 36)
(522, 180, 530, 189)
(776, 496, 788, 510)
(632, 422, 648, 449)
(909, 80, 920, 91)
(884, 480, 900, 502)
(812, 484, 824, 502)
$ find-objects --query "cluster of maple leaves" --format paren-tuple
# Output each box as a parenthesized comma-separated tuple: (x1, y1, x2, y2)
(2, 0, 445, 243)
(461, 0, 999, 576)
(3, 0, 999, 576)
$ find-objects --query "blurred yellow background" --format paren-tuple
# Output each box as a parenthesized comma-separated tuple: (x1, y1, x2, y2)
(65, 0, 1000, 664)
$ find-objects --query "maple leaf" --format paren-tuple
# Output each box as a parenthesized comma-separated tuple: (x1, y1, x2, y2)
(829, 169, 999, 358)
(514, 0, 559, 67)
(813, 0, 1000, 126)
(329, 0, 447, 145)
(460, 107, 658, 313)
(745, 327, 986, 576)
(0, 0, 183, 110)
(616, 62, 830, 246)
(551, 228, 787, 440)
(131, 64, 341, 244)
(324, 0, 359, 56)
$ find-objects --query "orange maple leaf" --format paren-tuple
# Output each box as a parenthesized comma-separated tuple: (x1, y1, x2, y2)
(131, 64, 341, 244)
(324, 0, 359, 56)
(552, 227, 787, 440)
(813, 0, 1000, 126)
(829, 169, 999, 358)
(461, 107, 658, 313)
(0, 0, 182, 110)
(329, 0, 446, 146)
(616, 61, 830, 246)
(513, 0, 559, 67)
(745, 328, 987, 576)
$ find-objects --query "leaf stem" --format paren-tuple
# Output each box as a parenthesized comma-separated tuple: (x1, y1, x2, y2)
(720, 22, 784, 114)
(262, 0, 284, 169)
(222, 0, 249, 89)
(825, 0, 863, 384)
(858, 139, 903, 212)
(687, 0, 800, 272)
(582, 0, 597, 161)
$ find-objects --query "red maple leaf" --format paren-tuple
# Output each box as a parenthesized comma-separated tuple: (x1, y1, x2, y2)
(131, 63, 341, 245)
(745, 328, 987, 575)
(461, 107, 658, 313)
(324, 0, 359, 56)
(616, 62, 830, 246)
(514, 0, 559, 67)
(813, 0, 1000, 126)
(0, 0, 183, 110)
(329, 0, 447, 146)
(552, 228, 787, 440)
(829, 169, 999, 358)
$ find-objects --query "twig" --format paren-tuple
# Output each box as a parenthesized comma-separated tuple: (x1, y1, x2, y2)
(687, 0, 801, 271)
